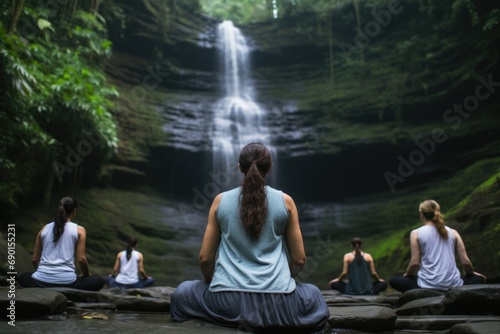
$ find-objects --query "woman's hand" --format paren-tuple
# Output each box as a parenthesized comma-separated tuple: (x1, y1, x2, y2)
(329, 278, 339, 285)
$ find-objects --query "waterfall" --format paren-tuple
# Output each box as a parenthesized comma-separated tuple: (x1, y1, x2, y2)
(211, 20, 274, 188)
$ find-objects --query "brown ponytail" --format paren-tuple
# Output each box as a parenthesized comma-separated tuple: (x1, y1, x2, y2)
(351, 237, 363, 264)
(238, 143, 272, 240)
(54, 197, 77, 243)
(419, 200, 447, 240)
(126, 237, 138, 261)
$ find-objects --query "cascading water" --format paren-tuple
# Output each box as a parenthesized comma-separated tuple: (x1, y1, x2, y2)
(211, 20, 275, 188)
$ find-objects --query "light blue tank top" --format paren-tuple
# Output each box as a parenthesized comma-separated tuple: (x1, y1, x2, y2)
(32, 222, 78, 284)
(115, 250, 140, 284)
(417, 225, 463, 289)
(209, 186, 296, 293)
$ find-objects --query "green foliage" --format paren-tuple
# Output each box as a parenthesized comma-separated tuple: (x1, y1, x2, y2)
(0, 3, 118, 219)
(199, 0, 271, 24)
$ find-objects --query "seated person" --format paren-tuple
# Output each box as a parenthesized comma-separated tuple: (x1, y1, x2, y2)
(17, 197, 105, 291)
(389, 200, 486, 293)
(170, 143, 329, 332)
(329, 237, 388, 295)
(105, 237, 154, 289)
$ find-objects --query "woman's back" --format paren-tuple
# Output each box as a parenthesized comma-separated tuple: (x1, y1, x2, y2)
(209, 186, 295, 293)
(417, 225, 462, 289)
(116, 250, 141, 284)
(345, 254, 374, 295)
(32, 222, 78, 284)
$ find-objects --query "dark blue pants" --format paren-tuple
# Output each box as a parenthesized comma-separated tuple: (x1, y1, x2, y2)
(104, 275, 155, 289)
(17, 271, 105, 291)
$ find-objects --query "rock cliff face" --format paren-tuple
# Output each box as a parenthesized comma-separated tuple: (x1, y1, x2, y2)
(106, 1, 500, 201)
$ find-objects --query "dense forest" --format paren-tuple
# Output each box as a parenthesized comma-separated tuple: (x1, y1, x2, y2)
(1, 0, 499, 285)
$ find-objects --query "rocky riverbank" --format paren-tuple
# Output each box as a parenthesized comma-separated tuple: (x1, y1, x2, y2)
(1, 284, 499, 333)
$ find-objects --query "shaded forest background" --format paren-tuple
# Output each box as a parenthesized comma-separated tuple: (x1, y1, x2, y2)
(1, 0, 499, 287)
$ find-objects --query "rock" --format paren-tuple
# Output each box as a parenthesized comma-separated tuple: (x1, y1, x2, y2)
(49, 287, 114, 304)
(0, 287, 66, 319)
(113, 295, 170, 312)
(108, 286, 175, 300)
(396, 288, 445, 307)
(327, 305, 397, 332)
(449, 321, 500, 334)
(396, 295, 446, 316)
(443, 284, 500, 316)
(396, 284, 500, 316)
(321, 291, 399, 307)
(72, 303, 117, 310)
(396, 315, 500, 331)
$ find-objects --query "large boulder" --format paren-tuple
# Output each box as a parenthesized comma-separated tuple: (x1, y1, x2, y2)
(113, 295, 170, 312)
(396, 285, 500, 316)
(0, 287, 66, 319)
(396, 315, 500, 331)
(449, 321, 500, 334)
(327, 305, 397, 332)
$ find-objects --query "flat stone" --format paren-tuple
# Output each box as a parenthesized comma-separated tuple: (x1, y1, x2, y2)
(396, 295, 446, 316)
(396, 315, 500, 330)
(49, 287, 114, 303)
(396, 288, 445, 307)
(322, 292, 398, 307)
(0, 287, 66, 319)
(327, 305, 397, 332)
(72, 302, 117, 310)
(114, 295, 170, 312)
(106, 286, 175, 300)
(449, 321, 500, 334)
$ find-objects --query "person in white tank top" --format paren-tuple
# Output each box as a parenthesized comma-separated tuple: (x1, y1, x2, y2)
(104, 237, 154, 289)
(389, 200, 486, 293)
(17, 197, 105, 291)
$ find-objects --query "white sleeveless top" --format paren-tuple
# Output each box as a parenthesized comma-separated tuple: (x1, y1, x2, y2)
(115, 250, 140, 284)
(416, 225, 463, 289)
(32, 222, 78, 284)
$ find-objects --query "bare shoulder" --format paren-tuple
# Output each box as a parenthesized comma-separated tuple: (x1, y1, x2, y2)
(344, 252, 355, 261)
(282, 192, 295, 209)
(363, 252, 374, 261)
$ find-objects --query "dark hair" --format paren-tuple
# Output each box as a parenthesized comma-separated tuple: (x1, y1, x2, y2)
(238, 142, 272, 240)
(419, 199, 447, 239)
(126, 237, 138, 261)
(351, 237, 363, 264)
(54, 197, 77, 243)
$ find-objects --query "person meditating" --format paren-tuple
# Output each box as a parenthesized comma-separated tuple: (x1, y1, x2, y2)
(17, 197, 104, 291)
(389, 199, 486, 293)
(170, 142, 329, 331)
(328, 237, 388, 295)
(105, 237, 154, 289)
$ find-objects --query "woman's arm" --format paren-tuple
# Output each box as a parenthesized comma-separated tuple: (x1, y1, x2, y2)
(365, 253, 383, 281)
(138, 253, 150, 279)
(329, 253, 350, 285)
(199, 194, 222, 283)
(111, 252, 121, 277)
(453, 229, 485, 279)
(75, 226, 90, 277)
(32, 227, 45, 269)
(404, 229, 420, 276)
(284, 193, 306, 278)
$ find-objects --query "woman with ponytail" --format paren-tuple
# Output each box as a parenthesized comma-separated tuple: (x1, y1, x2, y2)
(171, 143, 329, 331)
(329, 237, 388, 295)
(17, 197, 104, 291)
(389, 199, 486, 293)
(104, 237, 154, 289)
